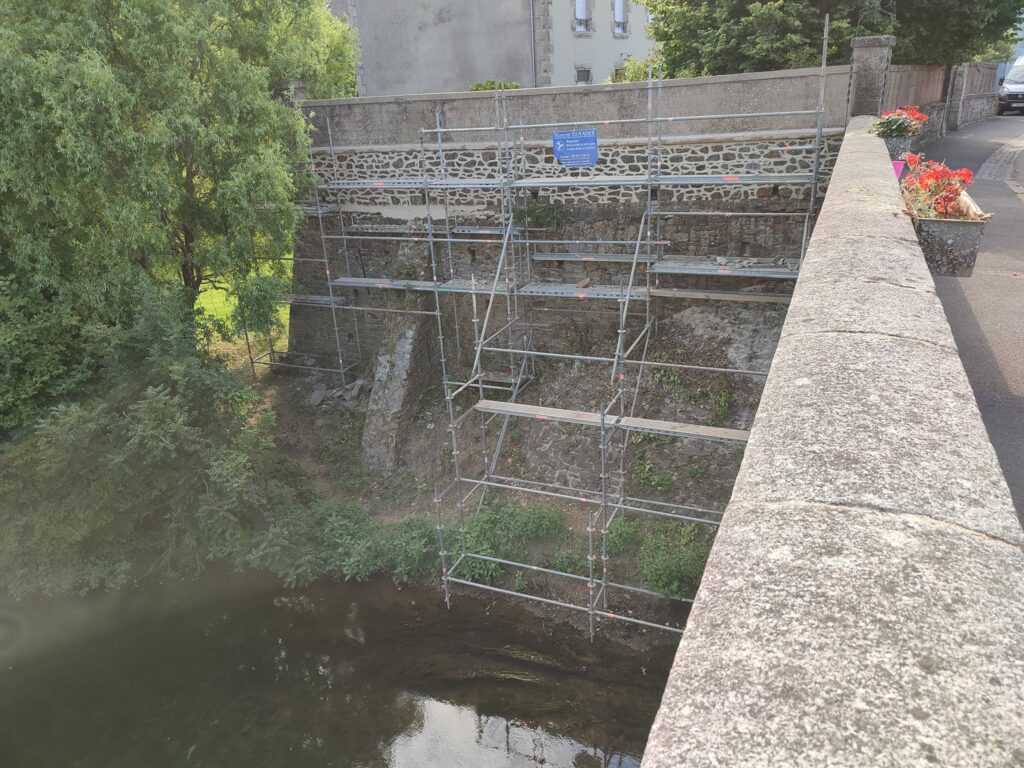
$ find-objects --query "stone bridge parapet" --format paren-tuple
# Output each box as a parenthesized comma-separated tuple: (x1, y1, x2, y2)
(642, 116, 1024, 767)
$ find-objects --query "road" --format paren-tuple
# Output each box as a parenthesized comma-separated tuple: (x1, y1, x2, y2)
(924, 117, 1024, 517)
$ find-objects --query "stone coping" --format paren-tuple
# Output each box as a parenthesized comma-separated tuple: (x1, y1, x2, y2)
(311, 128, 845, 155)
(303, 66, 853, 107)
(641, 116, 1024, 767)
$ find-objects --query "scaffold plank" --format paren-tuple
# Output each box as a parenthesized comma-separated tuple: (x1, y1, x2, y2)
(512, 173, 814, 189)
(285, 294, 348, 308)
(451, 225, 524, 235)
(518, 282, 645, 300)
(331, 276, 438, 291)
(531, 252, 658, 263)
(473, 400, 749, 443)
(651, 261, 799, 279)
(649, 288, 792, 304)
(330, 276, 642, 300)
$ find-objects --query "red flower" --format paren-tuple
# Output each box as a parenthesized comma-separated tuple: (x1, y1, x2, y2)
(898, 152, 976, 219)
(901, 152, 923, 169)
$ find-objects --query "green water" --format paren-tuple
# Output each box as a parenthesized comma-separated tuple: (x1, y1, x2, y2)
(0, 576, 676, 767)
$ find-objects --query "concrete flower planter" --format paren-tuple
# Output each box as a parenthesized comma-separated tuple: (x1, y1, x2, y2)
(912, 191, 990, 277)
(883, 136, 913, 159)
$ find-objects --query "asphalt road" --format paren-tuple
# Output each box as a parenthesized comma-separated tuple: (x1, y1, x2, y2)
(924, 117, 1024, 517)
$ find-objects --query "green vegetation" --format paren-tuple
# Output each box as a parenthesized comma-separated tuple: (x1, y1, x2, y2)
(0, 1, 360, 595)
(642, 0, 1024, 76)
(468, 79, 521, 91)
(551, 545, 590, 577)
(650, 352, 683, 388)
(0, 290, 313, 595)
(639, 521, 713, 599)
(245, 501, 439, 588)
(0, 0, 358, 432)
(514, 200, 567, 229)
(632, 451, 675, 492)
(459, 500, 567, 583)
(609, 55, 661, 83)
(606, 516, 644, 555)
(711, 387, 732, 426)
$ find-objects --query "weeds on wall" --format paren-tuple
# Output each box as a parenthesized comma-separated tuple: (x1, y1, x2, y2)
(514, 200, 566, 230)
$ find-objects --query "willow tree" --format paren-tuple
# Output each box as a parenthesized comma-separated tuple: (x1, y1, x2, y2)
(0, 0, 358, 429)
(0, 0, 358, 593)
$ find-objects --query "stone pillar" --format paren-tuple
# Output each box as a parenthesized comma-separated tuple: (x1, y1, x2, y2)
(945, 64, 966, 132)
(850, 35, 896, 116)
(532, 0, 554, 87)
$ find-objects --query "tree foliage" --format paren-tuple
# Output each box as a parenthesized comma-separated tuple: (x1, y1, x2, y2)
(608, 55, 662, 83)
(0, 1, 362, 595)
(642, 0, 1024, 76)
(0, 289, 313, 596)
(468, 79, 521, 91)
(0, 0, 357, 430)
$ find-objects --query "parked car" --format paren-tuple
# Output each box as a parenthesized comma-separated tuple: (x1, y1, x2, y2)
(998, 64, 1024, 115)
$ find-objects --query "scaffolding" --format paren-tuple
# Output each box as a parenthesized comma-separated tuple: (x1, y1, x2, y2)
(285, 20, 831, 638)
(242, 123, 363, 382)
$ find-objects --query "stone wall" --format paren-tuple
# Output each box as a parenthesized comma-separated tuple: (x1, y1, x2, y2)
(641, 116, 1024, 767)
(881, 64, 946, 111)
(303, 65, 853, 146)
(947, 62, 999, 131)
(310, 131, 842, 214)
(287, 125, 841, 375)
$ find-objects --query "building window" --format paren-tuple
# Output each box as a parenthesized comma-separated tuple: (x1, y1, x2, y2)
(613, 0, 628, 35)
(574, 0, 592, 33)
(575, 66, 593, 85)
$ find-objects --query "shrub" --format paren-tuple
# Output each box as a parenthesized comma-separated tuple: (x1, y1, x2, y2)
(639, 522, 713, 599)
(606, 516, 644, 555)
(384, 516, 438, 584)
(459, 500, 566, 583)
(468, 79, 520, 91)
(550, 545, 589, 576)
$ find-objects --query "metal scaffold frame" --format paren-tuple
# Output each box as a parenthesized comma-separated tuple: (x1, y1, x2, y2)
(243, 121, 361, 382)
(293, 19, 831, 639)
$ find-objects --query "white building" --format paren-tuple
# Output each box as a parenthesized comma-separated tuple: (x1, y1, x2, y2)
(329, 0, 657, 96)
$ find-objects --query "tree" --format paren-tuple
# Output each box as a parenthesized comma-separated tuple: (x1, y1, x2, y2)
(0, 288, 311, 596)
(642, 0, 1024, 77)
(608, 55, 665, 83)
(0, 0, 358, 430)
(0, 1, 359, 594)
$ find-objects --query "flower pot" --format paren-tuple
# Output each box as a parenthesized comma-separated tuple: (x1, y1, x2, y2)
(883, 136, 913, 159)
(913, 191, 990, 277)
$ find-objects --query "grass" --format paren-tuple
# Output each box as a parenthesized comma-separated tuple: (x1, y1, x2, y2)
(459, 499, 568, 583)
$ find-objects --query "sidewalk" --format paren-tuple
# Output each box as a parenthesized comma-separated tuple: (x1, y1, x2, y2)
(923, 117, 1024, 517)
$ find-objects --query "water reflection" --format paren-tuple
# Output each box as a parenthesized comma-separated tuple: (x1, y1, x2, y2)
(0, 577, 672, 767)
(386, 696, 640, 768)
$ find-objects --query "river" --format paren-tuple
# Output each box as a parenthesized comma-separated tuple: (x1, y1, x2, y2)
(0, 575, 677, 767)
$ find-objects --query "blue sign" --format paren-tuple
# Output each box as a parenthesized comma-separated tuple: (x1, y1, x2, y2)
(552, 129, 598, 168)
